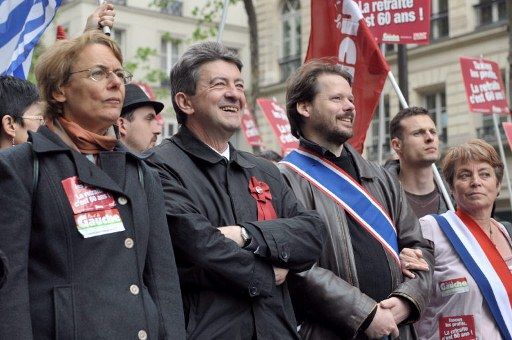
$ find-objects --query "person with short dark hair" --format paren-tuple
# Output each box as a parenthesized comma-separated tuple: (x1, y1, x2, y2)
(148, 41, 325, 339)
(385, 106, 451, 217)
(0, 76, 41, 149)
(414, 139, 512, 339)
(118, 84, 163, 153)
(279, 60, 433, 339)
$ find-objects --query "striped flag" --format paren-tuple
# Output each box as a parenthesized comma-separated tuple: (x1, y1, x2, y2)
(0, 0, 62, 79)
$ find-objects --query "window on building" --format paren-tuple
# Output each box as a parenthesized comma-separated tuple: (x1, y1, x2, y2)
(279, 0, 301, 82)
(431, 0, 449, 40)
(161, 37, 181, 86)
(474, 0, 506, 27)
(424, 90, 448, 146)
(111, 28, 126, 57)
(384, 44, 397, 54)
(366, 96, 390, 162)
(160, 0, 183, 16)
(478, 114, 508, 144)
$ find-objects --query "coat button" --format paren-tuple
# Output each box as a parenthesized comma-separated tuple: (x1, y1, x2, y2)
(130, 284, 139, 295)
(138, 330, 147, 340)
(249, 285, 258, 297)
(281, 251, 289, 260)
(124, 238, 134, 249)
(118, 196, 128, 205)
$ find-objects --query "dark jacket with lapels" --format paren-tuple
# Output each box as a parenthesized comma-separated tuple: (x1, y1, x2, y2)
(148, 126, 325, 340)
(0, 126, 185, 339)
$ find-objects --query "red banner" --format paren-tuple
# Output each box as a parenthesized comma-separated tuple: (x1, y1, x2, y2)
(307, 0, 390, 153)
(256, 98, 298, 155)
(460, 57, 509, 114)
(358, 0, 430, 44)
(241, 108, 263, 147)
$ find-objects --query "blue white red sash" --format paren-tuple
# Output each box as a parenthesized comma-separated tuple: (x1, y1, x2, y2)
(281, 148, 399, 263)
(433, 210, 512, 340)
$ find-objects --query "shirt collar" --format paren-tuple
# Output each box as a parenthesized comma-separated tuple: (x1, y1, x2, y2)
(174, 125, 253, 167)
(299, 137, 349, 159)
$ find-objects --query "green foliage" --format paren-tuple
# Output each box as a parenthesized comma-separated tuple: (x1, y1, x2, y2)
(27, 41, 47, 84)
(191, 0, 240, 41)
(124, 47, 168, 99)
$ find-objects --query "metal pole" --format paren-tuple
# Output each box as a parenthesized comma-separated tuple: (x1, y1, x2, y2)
(216, 0, 230, 43)
(492, 112, 512, 211)
(377, 44, 387, 164)
(397, 45, 409, 106)
(387, 70, 455, 211)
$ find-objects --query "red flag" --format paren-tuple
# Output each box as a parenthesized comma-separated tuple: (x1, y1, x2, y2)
(306, 0, 390, 152)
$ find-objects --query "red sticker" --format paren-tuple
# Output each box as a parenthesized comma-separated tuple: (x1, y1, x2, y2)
(62, 176, 125, 238)
(62, 176, 116, 214)
(439, 315, 476, 340)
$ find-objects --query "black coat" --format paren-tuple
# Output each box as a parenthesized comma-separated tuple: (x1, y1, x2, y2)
(148, 126, 325, 340)
(0, 249, 7, 289)
(0, 127, 185, 339)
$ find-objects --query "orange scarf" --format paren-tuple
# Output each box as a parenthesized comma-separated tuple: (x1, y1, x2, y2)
(48, 117, 117, 154)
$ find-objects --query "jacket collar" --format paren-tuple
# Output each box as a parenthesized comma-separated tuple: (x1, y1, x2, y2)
(29, 126, 146, 195)
(174, 125, 254, 168)
(299, 137, 377, 180)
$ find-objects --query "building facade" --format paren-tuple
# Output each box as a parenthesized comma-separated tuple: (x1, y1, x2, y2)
(255, 0, 511, 218)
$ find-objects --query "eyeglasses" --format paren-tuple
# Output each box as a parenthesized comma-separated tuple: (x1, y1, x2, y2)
(22, 115, 45, 126)
(69, 65, 133, 85)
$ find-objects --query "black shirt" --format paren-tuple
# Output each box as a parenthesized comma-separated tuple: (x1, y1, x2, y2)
(300, 138, 392, 302)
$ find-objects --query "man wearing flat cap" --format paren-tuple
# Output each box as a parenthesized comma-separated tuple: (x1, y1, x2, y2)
(118, 83, 164, 153)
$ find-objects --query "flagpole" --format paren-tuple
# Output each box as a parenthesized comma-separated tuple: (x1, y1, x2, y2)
(492, 112, 512, 211)
(387, 70, 455, 211)
(216, 0, 230, 43)
(377, 44, 387, 164)
(97, 0, 111, 35)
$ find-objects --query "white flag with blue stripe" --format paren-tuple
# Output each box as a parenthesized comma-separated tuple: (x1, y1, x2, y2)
(0, 0, 62, 79)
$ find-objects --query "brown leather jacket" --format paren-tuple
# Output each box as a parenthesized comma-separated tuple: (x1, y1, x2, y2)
(279, 143, 434, 340)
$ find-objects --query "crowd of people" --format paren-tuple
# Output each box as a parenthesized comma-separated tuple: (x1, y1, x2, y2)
(0, 3, 511, 340)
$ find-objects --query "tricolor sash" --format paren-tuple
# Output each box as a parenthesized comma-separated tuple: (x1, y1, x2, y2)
(433, 211, 512, 340)
(281, 149, 399, 263)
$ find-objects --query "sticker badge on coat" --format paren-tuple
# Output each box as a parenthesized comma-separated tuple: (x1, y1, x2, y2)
(438, 315, 476, 340)
(439, 277, 469, 297)
(62, 176, 125, 238)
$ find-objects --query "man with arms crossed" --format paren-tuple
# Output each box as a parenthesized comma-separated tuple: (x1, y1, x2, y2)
(148, 42, 325, 339)
(279, 61, 433, 339)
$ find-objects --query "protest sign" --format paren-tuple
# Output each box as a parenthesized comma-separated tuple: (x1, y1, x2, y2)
(460, 57, 509, 114)
(256, 98, 298, 155)
(240, 108, 263, 147)
(358, 0, 431, 44)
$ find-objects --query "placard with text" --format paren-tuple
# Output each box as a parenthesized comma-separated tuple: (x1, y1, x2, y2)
(358, 0, 431, 44)
(256, 98, 298, 155)
(460, 57, 509, 114)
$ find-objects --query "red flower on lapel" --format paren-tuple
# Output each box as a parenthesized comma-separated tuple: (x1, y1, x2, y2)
(249, 176, 277, 220)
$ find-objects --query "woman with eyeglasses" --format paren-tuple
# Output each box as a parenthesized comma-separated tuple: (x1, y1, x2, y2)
(0, 31, 185, 339)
